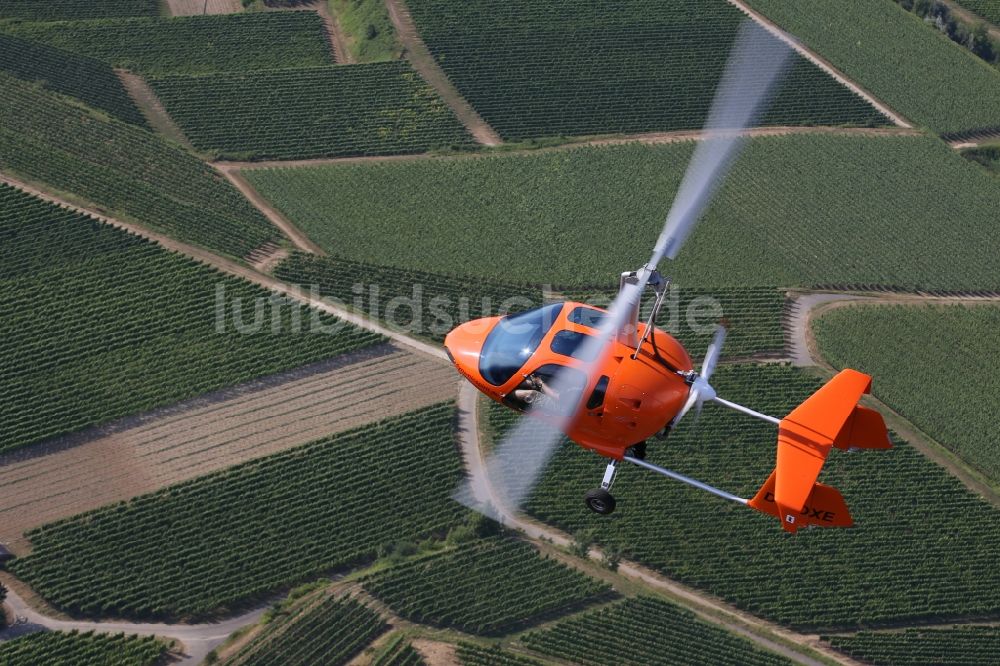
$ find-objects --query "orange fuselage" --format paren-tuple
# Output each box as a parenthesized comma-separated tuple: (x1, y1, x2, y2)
(444, 301, 693, 459)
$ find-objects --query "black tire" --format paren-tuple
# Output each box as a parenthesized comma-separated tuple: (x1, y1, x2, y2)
(584, 488, 616, 515)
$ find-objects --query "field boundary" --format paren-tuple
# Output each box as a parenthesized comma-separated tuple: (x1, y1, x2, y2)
(384, 0, 501, 146)
(727, 0, 912, 128)
(116, 70, 194, 150)
(315, 1, 354, 64)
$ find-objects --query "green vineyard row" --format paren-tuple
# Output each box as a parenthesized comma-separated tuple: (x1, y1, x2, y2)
(0, 0, 157, 20)
(824, 626, 1000, 666)
(0, 630, 165, 666)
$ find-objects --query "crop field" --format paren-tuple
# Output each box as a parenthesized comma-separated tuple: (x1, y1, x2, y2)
(486, 363, 1000, 630)
(0, 346, 455, 555)
(9, 405, 466, 619)
(363, 537, 613, 635)
(225, 594, 388, 666)
(813, 303, 1000, 483)
(246, 135, 1000, 290)
(0, 630, 166, 666)
(0, 74, 279, 256)
(0, 33, 146, 127)
(274, 252, 784, 356)
(403, 0, 887, 141)
(0, 183, 382, 454)
(150, 63, 474, 160)
(0, 0, 158, 20)
(956, 0, 1000, 24)
(2, 12, 333, 76)
(522, 596, 792, 666)
(456, 644, 542, 666)
(745, 0, 1000, 135)
(825, 626, 1000, 665)
(373, 635, 427, 666)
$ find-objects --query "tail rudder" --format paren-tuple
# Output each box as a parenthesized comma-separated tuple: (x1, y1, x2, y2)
(748, 470, 853, 533)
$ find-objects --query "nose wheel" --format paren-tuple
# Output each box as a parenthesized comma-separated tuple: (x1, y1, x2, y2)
(585, 459, 621, 515)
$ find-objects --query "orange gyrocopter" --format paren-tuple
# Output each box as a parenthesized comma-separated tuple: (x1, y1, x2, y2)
(444, 23, 891, 532)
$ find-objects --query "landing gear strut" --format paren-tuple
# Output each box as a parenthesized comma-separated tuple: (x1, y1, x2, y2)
(585, 459, 619, 515)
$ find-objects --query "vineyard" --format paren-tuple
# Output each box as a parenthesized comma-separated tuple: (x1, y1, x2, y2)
(273, 251, 784, 356)
(0, 0, 157, 20)
(0, 630, 165, 666)
(956, 0, 1000, 24)
(224, 593, 388, 666)
(456, 643, 542, 666)
(825, 626, 1000, 665)
(813, 303, 1000, 483)
(485, 363, 1000, 630)
(150, 63, 474, 160)
(246, 135, 1000, 290)
(9, 405, 466, 619)
(403, 0, 886, 140)
(522, 596, 792, 666)
(2, 12, 333, 76)
(0, 183, 381, 453)
(0, 33, 146, 127)
(0, 73, 279, 257)
(363, 537, 614, 635)
(745, 0, 1000, 135)
(372, 635, 427, 666)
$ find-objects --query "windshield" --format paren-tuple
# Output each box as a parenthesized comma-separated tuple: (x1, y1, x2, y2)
(550, 329, 600, 362)
(479, 303, 564, 386)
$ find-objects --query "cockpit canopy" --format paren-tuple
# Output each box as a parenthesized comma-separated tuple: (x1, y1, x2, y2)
(479, 303, 564, 385)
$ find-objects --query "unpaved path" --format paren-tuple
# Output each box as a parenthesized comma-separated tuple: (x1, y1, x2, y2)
(245, 241, 289, 273)
(214, 165, 327, 254)
(384, 0, 501, 146)
(117, 70, 194, 150)
(0, 344, 457, 555)
(0, 584, 266, 665)
(218, 125, 921, 171)
(0, 173, 446, 362)
(411, 639, 460, 666)
(455, 383, 854, 666)
(315, 0, 354, 64)
(166, 0, 242, 15)
(727, 0, 911, 128)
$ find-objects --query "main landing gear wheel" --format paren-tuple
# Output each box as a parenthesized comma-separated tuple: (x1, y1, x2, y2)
(585, 488, 616, 515)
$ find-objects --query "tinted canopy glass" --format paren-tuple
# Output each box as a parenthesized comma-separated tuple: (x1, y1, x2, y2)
(479, 303, 564, 386)
(550, 329, 601, 362)
(567, 306, 607, 329)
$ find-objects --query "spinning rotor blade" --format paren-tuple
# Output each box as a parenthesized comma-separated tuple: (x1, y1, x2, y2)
(701, 324, 727, 380)
(677, 324, 727, 426)
(455, 22, 791, 516)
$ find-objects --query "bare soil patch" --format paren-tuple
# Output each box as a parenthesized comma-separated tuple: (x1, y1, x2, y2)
(117, 70, 194, 150)
(166, 0, 242, 16)
(412, 639, 460, 666)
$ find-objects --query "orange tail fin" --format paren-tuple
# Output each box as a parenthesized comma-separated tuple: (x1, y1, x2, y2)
(751, 369, 890, 533)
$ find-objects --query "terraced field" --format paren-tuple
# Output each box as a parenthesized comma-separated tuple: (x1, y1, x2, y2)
(488, 364, 1000, 630)
(0, 0, 158, 20)
(0, 74, 279, 256)
(363, 537, 613, 635)
(224, 593, 388, 666)
(274, 252, 784, 356)
(522, 596, 792, 665)
(0, 33, 146, 127)
(9, 405, 466, 619)
(825, 626, 1000, 665)
(745, 0, 1000, 135)
(0, 184, 381, 455)
(0, 630, 166, 666)
(246, 135, 1000, 290)
(404, 0, 887, 140)
(150, 63, 474, 159)
(814, 303, 1000, 483)
(2, 12, 333, 75)
(0, 345, 454, 555)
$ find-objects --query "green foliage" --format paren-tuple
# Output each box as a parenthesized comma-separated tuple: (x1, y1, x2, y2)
(745, 0, 1000, 135)
(332, 0, 401, 62)
(363, 537, 614, 635)
(149, 63, 473, 160)
(962, 145, 1000, 175)
(956, 0, 1000, 25)
(814, 303, 1000, 483)
(372, 635, 428, 666)
(7, 403, 465, 620)
(492, 364, 1000, 630)
(0, 74, 279, 257)
(0, 630, 165, 666)
(404, 0, 886, 140)
(226, 594, 388, 666)
(825, 626, 1000, 665)
(0, 184, 381, 453)
(247, 135, 1000, 290)
(456, 643, 543, 666)
(523, 596, 792, 665)
(0, 33, 146, 127)
(2, 12, 332, 76)
(0, 0, 157, 20)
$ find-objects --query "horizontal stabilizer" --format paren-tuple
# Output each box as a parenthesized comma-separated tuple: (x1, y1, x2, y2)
(748, 470, 853, 533)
